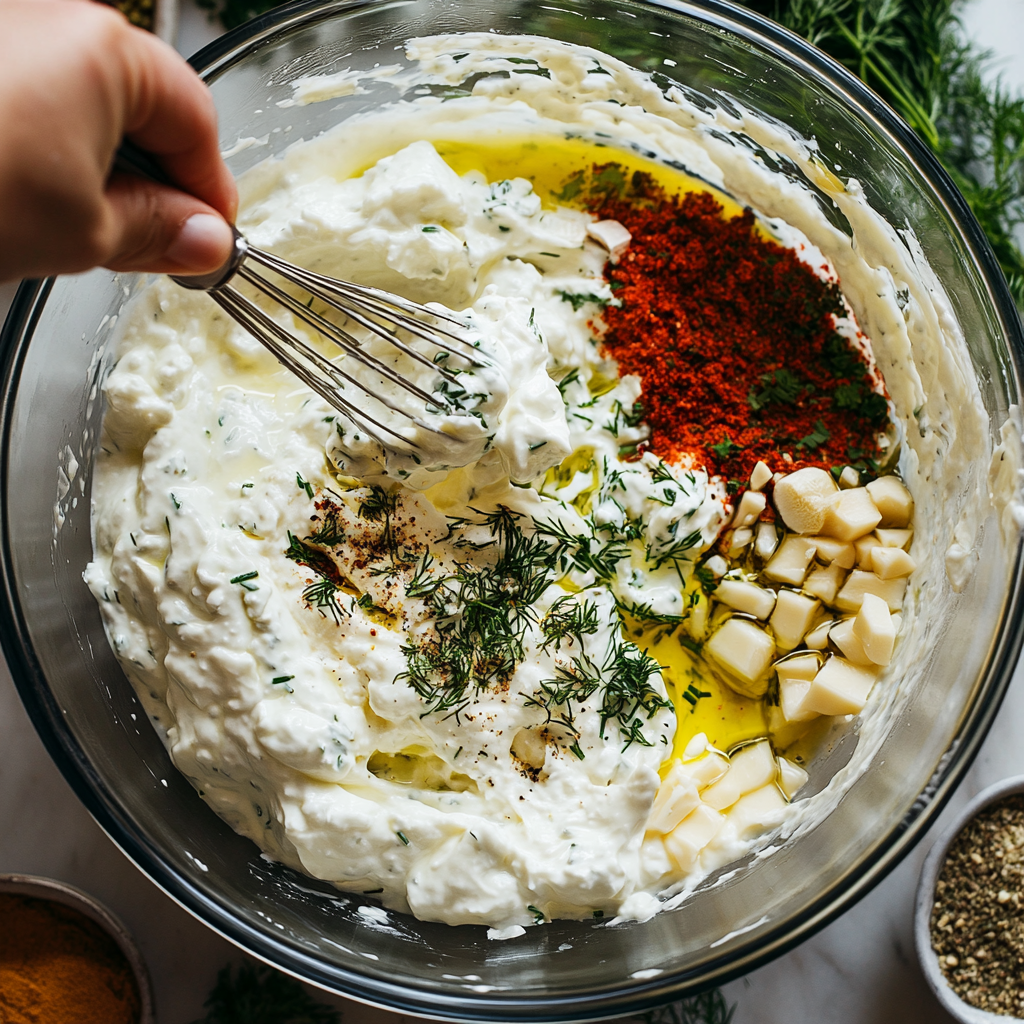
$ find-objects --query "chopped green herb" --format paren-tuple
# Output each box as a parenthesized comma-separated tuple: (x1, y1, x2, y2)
(796, 419, 831, 451)
(396, 831, 410, 846)
(296, 473, 314, 500)
(711, 436, 742, 460)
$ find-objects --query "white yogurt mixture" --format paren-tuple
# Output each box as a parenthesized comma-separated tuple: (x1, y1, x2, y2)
(85, 33, 1005, 929)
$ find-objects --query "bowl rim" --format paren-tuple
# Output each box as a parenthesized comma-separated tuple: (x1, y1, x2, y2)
(0, 872, 156, 1024)
(2, 0, 1024, 1018)
(915, 777, 1024, 1024)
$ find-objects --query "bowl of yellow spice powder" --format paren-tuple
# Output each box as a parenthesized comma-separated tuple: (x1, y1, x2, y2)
(0, 873, 154, 1024)
(917, 777, 1024, 1023)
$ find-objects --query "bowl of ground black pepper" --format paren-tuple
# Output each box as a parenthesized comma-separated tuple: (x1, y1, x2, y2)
(0, 873, 155, 1024)
(917, 778, 1024, 1022)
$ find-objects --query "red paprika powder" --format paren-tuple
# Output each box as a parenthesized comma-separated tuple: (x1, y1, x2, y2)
(586, 167, 888, 485)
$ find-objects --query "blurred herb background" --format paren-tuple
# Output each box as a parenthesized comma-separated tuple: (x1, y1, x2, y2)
(740, 0, 1024, 309)
(193, 962, 737, 1024)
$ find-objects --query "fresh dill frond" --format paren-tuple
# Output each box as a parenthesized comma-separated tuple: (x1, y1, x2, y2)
(284, 532, 345, 621)
(540, 594, 601, 651)
(599, 640, 672, 749)
(405, 552, 440, 598)
(191, 962, 340, 1024)
(641, 989, 737, 1024)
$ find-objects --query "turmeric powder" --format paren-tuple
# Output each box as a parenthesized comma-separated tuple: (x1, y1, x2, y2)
(0, 892, 140, 1023)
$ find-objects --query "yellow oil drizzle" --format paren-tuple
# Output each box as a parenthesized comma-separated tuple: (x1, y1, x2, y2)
(430, 134, 749, 217)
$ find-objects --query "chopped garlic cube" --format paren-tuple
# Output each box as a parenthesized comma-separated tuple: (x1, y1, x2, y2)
(875, 527, 913, 550)
(821, 487, 882, 541)
(866, 475, 914, 528)
(804, 657, 878, 716)
(647, 765, 701, 834)
(749, 460, 773, 492)
(764, 536, 817, 585)
(663, 804, 725, 872)
(829, 618, 875, 667)
(853, 592, 895, 666)
(732, 490, 767, 529)
(855, 533, 882, 569)
(728, 783, 789, 839)
(682, 732, 708, 760)
(807, 535, 856, 569)
(728, 527, 754, 558)
(705, 555, 728, 578)
(701, 739, 778, 810)
(705, 618, 776, 696)
(586, 219, 632, 257)
(834, 570, 907, 613)
(676, 749, 730, 789)
(803, 616, 835, 650)
(775, 653, 822, 683)
(773, 467, 837, 534)
(755, 521, 780, 561)
(803, 562, 847, 604)
(779, 676, 819, 722)
(778, 757, 809, 799)
(838, 466, 860, 489)
(770, 590, 820, 649)
(716, 579, 776, 620)
(870, 546, 917, 580)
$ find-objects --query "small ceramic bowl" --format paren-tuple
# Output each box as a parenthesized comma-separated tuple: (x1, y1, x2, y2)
(0, 873, 156, 1024)
(916, 776, 1024, 1023)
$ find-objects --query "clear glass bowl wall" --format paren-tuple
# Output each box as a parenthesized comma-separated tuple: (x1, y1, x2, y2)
(1, 0, 1021, 1018)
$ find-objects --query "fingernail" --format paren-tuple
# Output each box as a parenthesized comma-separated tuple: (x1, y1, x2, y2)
(166, 213, 233, 272)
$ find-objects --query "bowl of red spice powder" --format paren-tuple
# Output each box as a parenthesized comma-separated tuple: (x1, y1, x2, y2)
(0, 873, 154, 1024)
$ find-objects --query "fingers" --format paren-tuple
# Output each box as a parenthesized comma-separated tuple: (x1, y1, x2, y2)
(113, 28, 238, 223)
(100, 173, 235, 274)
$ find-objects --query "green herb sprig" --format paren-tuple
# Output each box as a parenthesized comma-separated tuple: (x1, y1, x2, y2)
(191, 963, 340, 1024)
(640, 989, 737, 1024)
(742, 0, 1024, 308)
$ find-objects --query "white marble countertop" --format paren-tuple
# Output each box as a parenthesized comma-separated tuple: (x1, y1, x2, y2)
(2, 3, 1023, 1019)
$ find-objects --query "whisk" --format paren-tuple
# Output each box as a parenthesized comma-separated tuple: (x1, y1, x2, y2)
(114, 142, 483, 454)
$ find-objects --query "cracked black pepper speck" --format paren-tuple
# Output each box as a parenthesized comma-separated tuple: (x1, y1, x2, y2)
(932, 794, 1024, 1017)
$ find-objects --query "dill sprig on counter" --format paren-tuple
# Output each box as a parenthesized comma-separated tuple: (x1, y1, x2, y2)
(741, 0, 1024, 308)
(192, 963, 340, 1024)
(640, 990, 737, 1024)
(193, 962, 735, 1023)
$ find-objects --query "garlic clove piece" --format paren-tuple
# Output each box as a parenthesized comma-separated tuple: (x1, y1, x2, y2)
(773, 467, 837, 534)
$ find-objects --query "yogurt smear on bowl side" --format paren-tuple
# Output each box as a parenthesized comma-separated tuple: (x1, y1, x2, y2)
(84, 34, 1003, 930)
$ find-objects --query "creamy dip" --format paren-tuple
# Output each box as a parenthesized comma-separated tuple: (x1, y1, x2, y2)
(85, 33, 1000, 929)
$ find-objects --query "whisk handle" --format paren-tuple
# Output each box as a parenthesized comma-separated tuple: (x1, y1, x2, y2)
(113, 140, 248, 291)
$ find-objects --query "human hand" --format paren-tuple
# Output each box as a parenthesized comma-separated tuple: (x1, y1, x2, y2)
(0, 0, 238, 282)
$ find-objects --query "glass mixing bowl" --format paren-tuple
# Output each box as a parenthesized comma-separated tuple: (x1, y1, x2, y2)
(2, 0, 1022, 1018)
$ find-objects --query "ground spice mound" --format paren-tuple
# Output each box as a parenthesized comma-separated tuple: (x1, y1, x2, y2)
(932, 795, 1024, 1016)
(588, 168, 888, 483)
(0, 892, 141, 1024)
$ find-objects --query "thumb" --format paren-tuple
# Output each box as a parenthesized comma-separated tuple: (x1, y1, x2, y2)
(100, 172, 235, 274)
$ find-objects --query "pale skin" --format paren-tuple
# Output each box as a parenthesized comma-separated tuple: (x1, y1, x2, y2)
(0, 0, 237, 282)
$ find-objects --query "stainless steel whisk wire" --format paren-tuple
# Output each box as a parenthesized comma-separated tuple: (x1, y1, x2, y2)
(114, 142, 482, 452)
